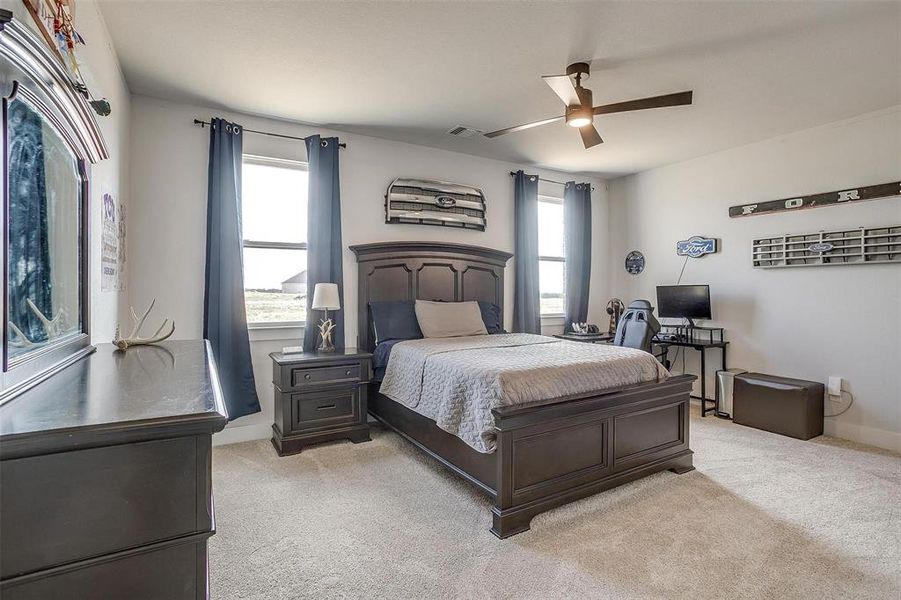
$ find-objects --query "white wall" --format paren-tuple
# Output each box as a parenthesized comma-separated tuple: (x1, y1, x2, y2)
(2, 0, 132, 341)
(127, 95, 608, 443)
(608, 107, 901, 451)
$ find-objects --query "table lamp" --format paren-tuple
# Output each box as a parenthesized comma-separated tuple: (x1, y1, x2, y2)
(311, 282, 340, 353)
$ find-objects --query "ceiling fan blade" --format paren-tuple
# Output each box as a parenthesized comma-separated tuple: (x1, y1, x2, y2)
(483, 115, 564, 138)
(542, 75, 580, 106)
(593, 91, 693, 116)
(579, 124, 603, 149)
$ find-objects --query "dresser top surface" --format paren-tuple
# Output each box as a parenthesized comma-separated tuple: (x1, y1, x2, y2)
(0, 340, 227, 443)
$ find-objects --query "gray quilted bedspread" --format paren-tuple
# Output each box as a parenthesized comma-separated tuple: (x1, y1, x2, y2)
(378, 333, 669, 453)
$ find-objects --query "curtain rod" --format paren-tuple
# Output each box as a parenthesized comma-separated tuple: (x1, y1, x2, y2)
(193, 119, 347, 148)
(508, 171, 594, 191)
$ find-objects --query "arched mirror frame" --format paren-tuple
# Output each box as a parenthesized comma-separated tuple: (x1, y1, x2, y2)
(0, 11, 108, 403)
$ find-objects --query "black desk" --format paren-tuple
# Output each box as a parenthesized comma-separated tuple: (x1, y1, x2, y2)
(553, 333, 614, 343)
(555, 333, 727, 417)
(653, 339, 729, 417)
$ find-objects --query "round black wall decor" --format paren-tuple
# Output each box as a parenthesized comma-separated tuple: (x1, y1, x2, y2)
(624, 251, 645, 275)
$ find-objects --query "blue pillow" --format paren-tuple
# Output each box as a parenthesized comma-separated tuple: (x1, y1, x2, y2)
(478, 301, 504, 334)
(370, 301, 422, 344)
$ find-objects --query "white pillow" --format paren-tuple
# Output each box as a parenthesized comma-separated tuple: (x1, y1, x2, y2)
(414, 300, 488, 338)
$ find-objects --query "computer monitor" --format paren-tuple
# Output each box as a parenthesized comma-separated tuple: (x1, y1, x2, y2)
(656, 285, 711, 326)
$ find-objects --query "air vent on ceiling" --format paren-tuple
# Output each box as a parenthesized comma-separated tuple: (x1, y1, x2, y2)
(446, 125, 482, 138)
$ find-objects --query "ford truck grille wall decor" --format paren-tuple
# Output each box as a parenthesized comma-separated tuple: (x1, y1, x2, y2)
(729, 181, 900, 218)
(752, 226, 901, 268)
(386, 178, 487, 231)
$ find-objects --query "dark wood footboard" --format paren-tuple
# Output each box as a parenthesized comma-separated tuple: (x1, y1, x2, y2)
(490, 374, 695, 537)
(368, 374, 695, 538)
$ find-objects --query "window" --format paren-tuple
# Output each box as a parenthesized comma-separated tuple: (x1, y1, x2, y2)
(241, 155, 308, 326)
(537, 196, 565, 316)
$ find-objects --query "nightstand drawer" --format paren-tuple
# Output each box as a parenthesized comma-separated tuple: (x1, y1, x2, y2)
(291, 363, 361, 388)
(292, 387, 359, 431)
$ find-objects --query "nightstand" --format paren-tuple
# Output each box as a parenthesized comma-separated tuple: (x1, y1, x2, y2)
(270, 349, 372, 456)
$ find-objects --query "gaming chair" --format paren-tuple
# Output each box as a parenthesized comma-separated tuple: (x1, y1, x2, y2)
(613, 300, 661, 354)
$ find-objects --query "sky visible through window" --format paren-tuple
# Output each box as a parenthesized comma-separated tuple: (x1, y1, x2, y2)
(242, 159, 308, 324)
(537, 198, 565, 315)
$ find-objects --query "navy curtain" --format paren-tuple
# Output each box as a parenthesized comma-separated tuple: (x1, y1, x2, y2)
(8, 101, 52, 343)
(204, 118, 260, 421)
(302, 135, 344, 352)
(564, 181, 592, 330)
(512, 170, 541, 334)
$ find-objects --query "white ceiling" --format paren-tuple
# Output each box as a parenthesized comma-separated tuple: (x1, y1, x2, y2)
(98, 1, 900, 178)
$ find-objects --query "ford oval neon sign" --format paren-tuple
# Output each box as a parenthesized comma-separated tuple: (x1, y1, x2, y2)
(676, 236, 718, 258)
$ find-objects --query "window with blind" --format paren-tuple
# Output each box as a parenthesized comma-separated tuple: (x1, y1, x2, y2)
(241, 155, 308, 326)
(537, 196, 565, 316)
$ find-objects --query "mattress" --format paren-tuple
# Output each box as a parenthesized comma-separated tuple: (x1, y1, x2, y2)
(378, 333, 669, 453)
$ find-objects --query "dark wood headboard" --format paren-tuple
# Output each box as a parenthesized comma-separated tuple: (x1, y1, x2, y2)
(349, 242, 513, 351)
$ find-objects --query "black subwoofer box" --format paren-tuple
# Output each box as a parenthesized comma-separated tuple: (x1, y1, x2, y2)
(732, 373, 824, 440)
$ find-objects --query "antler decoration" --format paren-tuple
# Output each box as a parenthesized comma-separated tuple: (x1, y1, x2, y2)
(26, 298, 65, 337)
(318, 317, 336, 352)
(8, 322, 36, 348)
(113, 299, 175, 350)
(8, 298, 66, 348)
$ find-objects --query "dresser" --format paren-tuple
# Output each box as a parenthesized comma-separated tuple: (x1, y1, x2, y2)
(270, 349, 372, 455)
(0, 341, 228, 599)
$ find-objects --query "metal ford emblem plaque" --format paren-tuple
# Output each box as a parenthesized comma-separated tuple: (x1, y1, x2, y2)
(624, 250, 645, 275)
(807, 242, 834, 254)
(676, 236, 718, 258)
(434, 195, 457, 208)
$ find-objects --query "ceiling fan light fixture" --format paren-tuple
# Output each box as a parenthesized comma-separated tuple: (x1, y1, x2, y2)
(568, 116, 592, 128)
(565, 105, 593, 128)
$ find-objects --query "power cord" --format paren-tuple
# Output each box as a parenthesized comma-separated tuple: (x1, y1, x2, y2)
(824, 390, 854, 418)
(675, 255, 689, 285)
(665, 256, 691, 371)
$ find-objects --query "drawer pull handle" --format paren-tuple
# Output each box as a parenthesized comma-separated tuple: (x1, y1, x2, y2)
(304, 373, 312, 380)
(345, 370, 352, 376)
(317, 404, 337, 410)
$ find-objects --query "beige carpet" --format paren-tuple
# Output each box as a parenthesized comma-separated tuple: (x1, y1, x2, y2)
(210, 408, 900, 599)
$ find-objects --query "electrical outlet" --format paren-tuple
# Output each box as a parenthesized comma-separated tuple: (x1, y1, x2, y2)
(828, 376, 843, 399)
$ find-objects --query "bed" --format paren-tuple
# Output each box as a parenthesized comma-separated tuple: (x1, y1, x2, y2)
(351, 241, 696, 538)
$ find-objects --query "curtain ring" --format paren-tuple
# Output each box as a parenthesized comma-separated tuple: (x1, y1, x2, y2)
(321, 139, 329, 147)
(530, 176, 536, 182)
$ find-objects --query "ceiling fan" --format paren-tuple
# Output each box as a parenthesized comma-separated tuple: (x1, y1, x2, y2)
(484, 62, 693, 149)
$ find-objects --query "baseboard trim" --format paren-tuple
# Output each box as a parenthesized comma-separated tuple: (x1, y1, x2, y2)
(689, 399, 899, 453)
(823, 420, 901, 453)
(213, 422, 271, 447)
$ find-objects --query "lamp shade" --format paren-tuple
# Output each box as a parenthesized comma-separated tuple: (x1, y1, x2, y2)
(311, 283, 341, 311)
